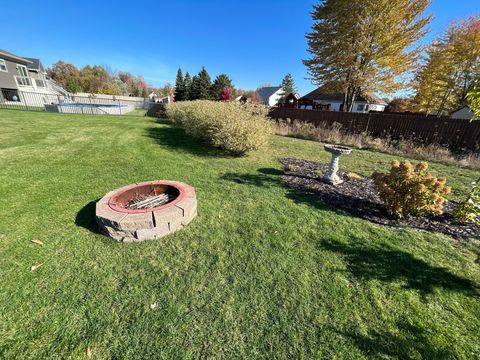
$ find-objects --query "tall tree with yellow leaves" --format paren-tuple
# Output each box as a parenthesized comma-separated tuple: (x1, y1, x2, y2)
(304, 0, 431, 112)
(414, 16, 480, 116)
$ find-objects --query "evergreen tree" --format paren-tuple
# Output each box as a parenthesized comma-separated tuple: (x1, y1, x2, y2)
(304, 0, 431, 112)
(174, 68, 186, 101)
(190, 67, 212, 100)
(184, 71, 192, 100)
(211, 74, 234, 100)
(279, 73, 297, 103)
(65, 77, 82, 93)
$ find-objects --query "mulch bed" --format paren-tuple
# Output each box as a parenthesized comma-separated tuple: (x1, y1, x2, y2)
(280, 158, 479, 239)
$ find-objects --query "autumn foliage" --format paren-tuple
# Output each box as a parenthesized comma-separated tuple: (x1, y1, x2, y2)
(373, 160, 451, 218)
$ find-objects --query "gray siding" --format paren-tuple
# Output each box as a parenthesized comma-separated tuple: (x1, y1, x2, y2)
(0, 58, 24, 89)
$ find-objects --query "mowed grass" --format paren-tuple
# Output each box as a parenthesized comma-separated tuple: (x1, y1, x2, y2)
(0, 109, 479, 359)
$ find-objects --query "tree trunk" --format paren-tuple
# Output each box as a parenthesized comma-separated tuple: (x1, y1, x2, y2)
(437, 86, 452, 117)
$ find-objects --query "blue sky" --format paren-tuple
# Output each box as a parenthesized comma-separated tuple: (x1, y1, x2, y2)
(1, 0, 479, 96)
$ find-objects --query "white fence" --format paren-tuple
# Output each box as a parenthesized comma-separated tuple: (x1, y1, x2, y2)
(0, 89, 154, 115)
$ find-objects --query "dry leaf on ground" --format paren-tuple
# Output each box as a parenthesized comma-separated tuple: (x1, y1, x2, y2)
(30, 263, 43, 271)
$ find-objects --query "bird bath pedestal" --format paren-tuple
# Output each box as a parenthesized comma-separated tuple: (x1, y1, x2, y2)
(321, 144, 352, 185)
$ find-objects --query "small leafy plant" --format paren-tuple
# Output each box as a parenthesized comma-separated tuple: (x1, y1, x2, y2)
(453, 180, 480, 224)
(373, 160, 451, 218)
(287, 164, 297, 172)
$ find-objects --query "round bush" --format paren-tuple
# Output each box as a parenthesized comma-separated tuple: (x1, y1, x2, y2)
(167, 100, 271, 155)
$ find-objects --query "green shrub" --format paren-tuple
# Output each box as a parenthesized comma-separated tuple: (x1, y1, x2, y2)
(373, 160, 451, 218)
(453, 180, 480, 224)
(166, 100, 271, 155)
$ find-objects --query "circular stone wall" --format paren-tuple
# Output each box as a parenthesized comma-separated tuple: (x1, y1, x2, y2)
(95, 180, 197, 242)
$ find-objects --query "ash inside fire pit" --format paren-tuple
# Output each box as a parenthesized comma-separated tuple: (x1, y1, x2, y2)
(126, 189, 178, 210)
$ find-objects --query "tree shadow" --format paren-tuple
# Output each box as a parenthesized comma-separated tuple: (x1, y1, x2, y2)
(219, 168, 284, 188)
(319, 238, 479, 297)
(331, 319, 457, 358)
(219, 168, 338, 214)
(75, 199, 102, 234)
(145, 124, 235, 158)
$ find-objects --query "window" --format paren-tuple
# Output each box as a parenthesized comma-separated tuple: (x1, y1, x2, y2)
(18, 65, 29, 77)
(0, 59, 7, 72)
(357, 104, 365, 111)
(1, 88, 20, 101)
(35, 79, 46, 88)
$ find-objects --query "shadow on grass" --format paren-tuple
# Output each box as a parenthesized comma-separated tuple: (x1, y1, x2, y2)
(75, 199, 102, 234)
(333, 319, 456, 358)
(219, 168, 344, 218)
(220, 167, 478, 297)
(320, 239, 479, 297)
(145, 123, 234, 158)
(219, 168, 284, 187)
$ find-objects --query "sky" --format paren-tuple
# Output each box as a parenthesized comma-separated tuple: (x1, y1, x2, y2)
(1, 0, 479, 96)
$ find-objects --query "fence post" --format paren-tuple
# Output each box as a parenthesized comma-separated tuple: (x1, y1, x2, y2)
(365, 113, 371, 133)
(23, 91, 30, 111)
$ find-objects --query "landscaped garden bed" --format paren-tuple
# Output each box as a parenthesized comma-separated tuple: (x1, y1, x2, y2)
(280, 158, 480, 239)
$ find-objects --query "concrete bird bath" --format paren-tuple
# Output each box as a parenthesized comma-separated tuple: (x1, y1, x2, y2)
(321, 144, 352, 185)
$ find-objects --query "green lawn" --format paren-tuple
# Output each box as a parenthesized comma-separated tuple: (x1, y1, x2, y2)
(0, 109, 479, 359)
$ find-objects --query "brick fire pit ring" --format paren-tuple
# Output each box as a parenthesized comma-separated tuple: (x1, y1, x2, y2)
(96, 180, 197, 242)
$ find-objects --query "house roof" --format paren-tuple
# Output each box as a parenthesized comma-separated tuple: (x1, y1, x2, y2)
(0, 49, 33, 64)
(286, 92, 300, 100)
(23, 57, 42, 71)
(450, 104, 471, 114)
(301, 88, 388, 105)
(257, 86, 282, 102)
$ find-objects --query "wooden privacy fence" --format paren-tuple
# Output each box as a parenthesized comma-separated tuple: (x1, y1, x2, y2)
(269, 108, 480, 150)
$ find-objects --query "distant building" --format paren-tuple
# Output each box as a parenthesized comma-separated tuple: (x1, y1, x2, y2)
(257, 86, 285, 106)
(450, 105, 476, 120)
(300, 88, 387, 113)
(280, 92, 300, 108)
(0, 48, 67, 102)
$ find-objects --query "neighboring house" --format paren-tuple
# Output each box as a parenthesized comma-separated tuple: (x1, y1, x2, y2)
(0, 48, 66, 103)
(257, 86, 284, 106)
(300, 88, 387, 113)
(281, 92, 300, 108)
(450, 105, 476, 120)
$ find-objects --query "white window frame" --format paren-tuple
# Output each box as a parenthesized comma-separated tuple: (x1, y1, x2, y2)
(17, 64, 29, 77)
(0, 59, 7, 72)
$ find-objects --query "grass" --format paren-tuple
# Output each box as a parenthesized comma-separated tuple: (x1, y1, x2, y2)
(0, 109, 479, 359)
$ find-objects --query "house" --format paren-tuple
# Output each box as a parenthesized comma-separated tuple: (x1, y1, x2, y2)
(280, 92, 300, 108)
(450, 105, 476, 120)
(300, 88, 387, 113)
(0, 49, 66, 103)
(256, 86, 284, 106)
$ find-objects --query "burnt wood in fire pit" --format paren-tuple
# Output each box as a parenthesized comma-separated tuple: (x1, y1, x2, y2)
(95, 180, 197, 242)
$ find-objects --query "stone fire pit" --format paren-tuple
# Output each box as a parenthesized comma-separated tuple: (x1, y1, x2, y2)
(96, 180, 197, 242)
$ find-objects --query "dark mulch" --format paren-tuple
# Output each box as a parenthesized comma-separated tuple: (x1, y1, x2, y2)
(280, 158, 479, 239)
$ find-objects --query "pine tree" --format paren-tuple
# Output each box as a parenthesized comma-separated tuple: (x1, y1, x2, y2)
(174, 68, 185, 101)
(190, 67, 212, 100)
(279, 73, 297, 103)
(304, 0, 431, 112)
(211, 74, 234, 100)
(184, 71, 192, 100)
